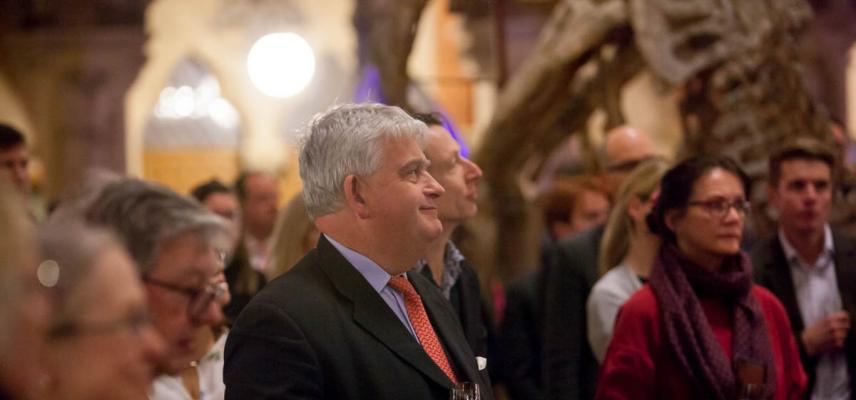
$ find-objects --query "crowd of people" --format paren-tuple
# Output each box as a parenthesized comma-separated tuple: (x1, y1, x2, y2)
(0, 103, 853, 400)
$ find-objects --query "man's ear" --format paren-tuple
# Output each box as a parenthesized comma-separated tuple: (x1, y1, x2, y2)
(344, 175, 370, 218)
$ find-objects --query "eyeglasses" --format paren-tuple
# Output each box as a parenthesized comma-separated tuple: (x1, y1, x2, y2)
(143, 276, 228, 320)
(606, 156, 655, 173)
(49, 307, 152, 339)
(687, 198, 751, 218)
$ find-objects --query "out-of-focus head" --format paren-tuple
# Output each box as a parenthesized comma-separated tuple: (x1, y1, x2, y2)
(414, 113, 483, 227)
(191, 179, 240, 246)
(82, 178, 230, 374)
(601, 126, 658, 195)
(539, 175, 610, 241)
(647, 155, 750, 267)
(191, 179, 239, 222)
(598, 158, 670, 275)
(40, 221, 164, 400)
(234, 171, 279, 240)
(767, 137, 836, 238)
(0, 182, 46, 398)
(0, 123, 30, 193)
(300, 103, 444, 272)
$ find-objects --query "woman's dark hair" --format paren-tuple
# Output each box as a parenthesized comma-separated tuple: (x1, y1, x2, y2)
(646, 155, 750, 243)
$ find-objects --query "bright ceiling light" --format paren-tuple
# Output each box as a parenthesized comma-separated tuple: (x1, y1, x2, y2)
(247, 32, 315, 98)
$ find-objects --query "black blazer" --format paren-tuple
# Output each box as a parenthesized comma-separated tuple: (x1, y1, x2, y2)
(224, 236, 493, 400)
(497, 270, 545, 400)
(750, 230, 856, 398)
(431, 258, 492, 359)
(542, 224, 604, 400)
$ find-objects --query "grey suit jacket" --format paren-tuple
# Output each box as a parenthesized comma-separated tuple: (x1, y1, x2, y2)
(224, 235, 493, 400)
(751, 229, 856, 398)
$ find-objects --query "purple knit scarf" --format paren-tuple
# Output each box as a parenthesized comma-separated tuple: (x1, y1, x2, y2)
(649, 243, 776, 399)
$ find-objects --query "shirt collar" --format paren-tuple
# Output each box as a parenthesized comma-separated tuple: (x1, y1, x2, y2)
(778, 224, 835, 267)
(325, 234, 395, 293)
(415, 241, 465, 295)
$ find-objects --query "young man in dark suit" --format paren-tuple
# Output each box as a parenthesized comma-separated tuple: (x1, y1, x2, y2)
(224, 103, 493, 400)
(751, 137, 856, 399)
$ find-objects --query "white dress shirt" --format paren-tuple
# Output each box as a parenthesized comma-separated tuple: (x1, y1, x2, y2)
(150, 331, 227, 400)
(779, 225, 851, 400)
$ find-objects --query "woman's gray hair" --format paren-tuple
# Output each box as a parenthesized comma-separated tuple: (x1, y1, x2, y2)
(299, 103, 428, 219)
(82, 178, 231, 274)
(38, 220, 123, 333)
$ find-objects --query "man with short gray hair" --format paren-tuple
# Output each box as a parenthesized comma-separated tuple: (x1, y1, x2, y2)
(81, 178, 231, 375)
(224, 103, 493, 399)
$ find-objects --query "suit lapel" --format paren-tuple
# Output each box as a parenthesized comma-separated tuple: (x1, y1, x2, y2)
(315, 237, 454, 389)
(409, 271, 480, 384)
(832, 231, 856, 316)
(768, 237, 806, 332)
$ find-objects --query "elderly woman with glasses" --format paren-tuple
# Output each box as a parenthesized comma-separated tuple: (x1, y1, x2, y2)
(595, 155, 807, 400)
(74, 177, 232, 399)
(39, 221, 165, 399)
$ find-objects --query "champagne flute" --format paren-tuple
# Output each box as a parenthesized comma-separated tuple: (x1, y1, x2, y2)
(449, 382, 480, 400)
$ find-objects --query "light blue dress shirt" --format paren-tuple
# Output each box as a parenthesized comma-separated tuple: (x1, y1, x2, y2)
(326, 235, 420, 342)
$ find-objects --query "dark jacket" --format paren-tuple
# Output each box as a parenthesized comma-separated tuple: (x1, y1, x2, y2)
(222, 240, 266, 324)
(419, 257, 493, 360)
(498, 270, 545, 400)
(542, 225, 604, 400)
(750, 230, 856, 398)
(224, 236, 493, 399)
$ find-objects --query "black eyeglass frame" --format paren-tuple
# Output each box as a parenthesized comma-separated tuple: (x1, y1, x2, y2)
(142, 276, 227, 320)
(686, 198, 752, 218)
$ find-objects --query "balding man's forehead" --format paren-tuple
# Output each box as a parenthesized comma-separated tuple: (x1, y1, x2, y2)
(604, 126, 656, 165)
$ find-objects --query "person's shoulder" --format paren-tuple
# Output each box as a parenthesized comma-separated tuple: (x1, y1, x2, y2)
(831, 228, 856, 249)
(253, 249, 327, 305)
(556, 224, 604, 252)
(590, 267, 631, 297)
(618, 286, 658, 318)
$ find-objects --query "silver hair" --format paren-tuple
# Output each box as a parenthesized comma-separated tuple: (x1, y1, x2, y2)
(38, 220, 122, 334)
(299, 103, 428, 219)
(0, 183, 35, 363)
(82, 178, 231, 274)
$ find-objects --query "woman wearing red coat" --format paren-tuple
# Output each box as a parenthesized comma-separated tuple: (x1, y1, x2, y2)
(596, 155, 807, 400)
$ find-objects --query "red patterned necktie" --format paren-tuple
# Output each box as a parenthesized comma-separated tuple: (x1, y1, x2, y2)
(387, 275, 458, 384)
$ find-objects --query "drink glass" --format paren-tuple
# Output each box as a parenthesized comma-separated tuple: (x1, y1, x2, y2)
(449, 382, 480, 400)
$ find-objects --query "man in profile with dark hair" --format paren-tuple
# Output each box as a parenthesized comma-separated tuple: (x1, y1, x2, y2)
(411, 112, 493, 383)
(0, 123, 30, 193)
(752, 136, 856, 398)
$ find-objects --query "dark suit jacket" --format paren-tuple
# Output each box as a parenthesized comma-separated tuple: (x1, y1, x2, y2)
(542, 225, 604, 400)
(751, 230, 856, 398)
(224, 236, 493, 400)
(419, 258, 493, 360)
(497, 270, 545, 400)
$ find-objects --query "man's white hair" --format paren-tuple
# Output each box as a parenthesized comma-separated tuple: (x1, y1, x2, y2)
(299, 103, 428, 219)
